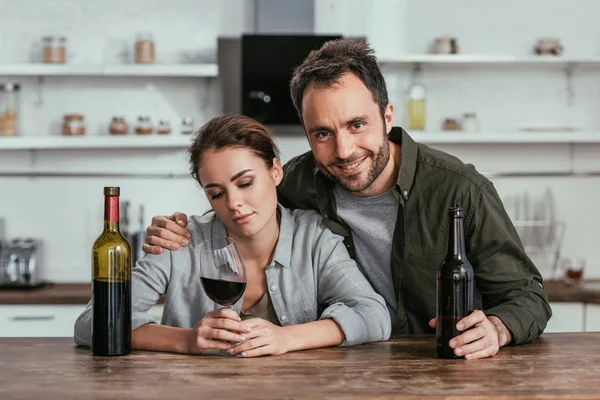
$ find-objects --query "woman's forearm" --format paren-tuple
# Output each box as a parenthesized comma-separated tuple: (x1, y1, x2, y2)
(132, 323, 189, 353)
(283, 319, 345, 352)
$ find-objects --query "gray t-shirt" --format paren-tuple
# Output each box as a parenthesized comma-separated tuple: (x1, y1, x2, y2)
(333, 185, 400, 331)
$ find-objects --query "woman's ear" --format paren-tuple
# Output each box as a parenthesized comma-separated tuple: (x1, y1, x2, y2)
(272, 158, 283, 186)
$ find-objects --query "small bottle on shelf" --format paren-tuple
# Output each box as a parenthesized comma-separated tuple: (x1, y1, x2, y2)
(407, 65, 426, 131)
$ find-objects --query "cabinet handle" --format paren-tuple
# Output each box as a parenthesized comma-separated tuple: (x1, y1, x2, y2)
(10, 315, 55, 321)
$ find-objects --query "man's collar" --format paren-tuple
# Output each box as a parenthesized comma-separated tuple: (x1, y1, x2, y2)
(389, 126, 417, 200)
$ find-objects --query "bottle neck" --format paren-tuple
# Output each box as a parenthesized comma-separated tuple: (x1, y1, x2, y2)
(446, 215, 466, 261)
(104, 195, 120, 233)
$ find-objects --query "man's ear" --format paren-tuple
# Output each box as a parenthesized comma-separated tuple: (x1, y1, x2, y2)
(384, 103, 394, 134)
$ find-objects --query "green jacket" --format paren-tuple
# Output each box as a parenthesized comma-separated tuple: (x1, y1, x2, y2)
(277, 127, 551, 345)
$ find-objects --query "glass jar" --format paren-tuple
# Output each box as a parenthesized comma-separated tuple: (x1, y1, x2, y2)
(156, 119, 171, 135)
(42, 36, 67, 64)
(135, 116, 152, 134)
(62, 114, 86, 136)
(0, 82, 20, 137)
(135, 33, 155, 64)
(442, 118, 461, 131)
(181, 117, 194, 135)
(109, 117, 128, 135)
(461, 113, 480, 133)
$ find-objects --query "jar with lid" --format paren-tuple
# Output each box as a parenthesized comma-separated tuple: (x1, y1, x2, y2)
(442, 118, 461, 131)
(42, 36, 67, 63)
(135, 33, 155, 64)
(0, 82, 20, 136)
(461, 113, 480, 133)
(109, 117, 128, 135)
(135, 116, 153, 134)
(62, 114, 86, 136)
(156, 119, 171, 135)
(181, 117, 194, 135)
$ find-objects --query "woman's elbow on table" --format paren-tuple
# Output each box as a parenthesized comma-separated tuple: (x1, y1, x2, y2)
(73, 307, 92, 347)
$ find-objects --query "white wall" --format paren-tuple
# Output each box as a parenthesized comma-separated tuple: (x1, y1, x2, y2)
(0, 0, 599, 282)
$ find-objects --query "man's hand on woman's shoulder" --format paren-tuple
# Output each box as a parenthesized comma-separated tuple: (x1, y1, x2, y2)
(143, 212, 191, 254)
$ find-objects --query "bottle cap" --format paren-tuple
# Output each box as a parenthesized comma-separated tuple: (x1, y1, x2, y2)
(104, 187, 120, 196)
(448, 206, 463, 218)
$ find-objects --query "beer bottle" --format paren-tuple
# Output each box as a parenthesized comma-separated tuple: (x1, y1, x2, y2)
(436, 206, 474, 359)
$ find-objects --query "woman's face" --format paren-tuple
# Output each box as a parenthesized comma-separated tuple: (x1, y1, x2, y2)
(198, 146, 282, 239)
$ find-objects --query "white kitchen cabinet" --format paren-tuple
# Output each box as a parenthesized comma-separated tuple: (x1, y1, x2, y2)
(544, 302, 585, 333)
(585, 304, 600, 332)
(0, 305, 85, 337)
(0, 304, 164, 337)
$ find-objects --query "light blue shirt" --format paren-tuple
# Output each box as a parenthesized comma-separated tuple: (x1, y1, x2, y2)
(74, 205, 391, 347)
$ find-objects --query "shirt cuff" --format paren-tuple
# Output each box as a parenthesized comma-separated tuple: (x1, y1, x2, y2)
(319, 302, 367, 346)
(485, 305, 535, 345)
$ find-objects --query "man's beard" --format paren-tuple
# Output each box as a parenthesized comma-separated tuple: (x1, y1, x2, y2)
(315, 130, 390, 193)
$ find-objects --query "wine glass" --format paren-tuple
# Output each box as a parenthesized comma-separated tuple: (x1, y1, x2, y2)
(198, 237, 247, 356)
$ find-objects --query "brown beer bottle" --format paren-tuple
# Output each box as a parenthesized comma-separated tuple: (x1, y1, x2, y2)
(436, 206, 474, 359)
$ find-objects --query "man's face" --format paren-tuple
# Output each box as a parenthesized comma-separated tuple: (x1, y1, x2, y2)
(300, 72, 393, 196)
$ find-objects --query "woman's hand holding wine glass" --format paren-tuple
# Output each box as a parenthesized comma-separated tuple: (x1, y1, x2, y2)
(185, 307, 252, 354)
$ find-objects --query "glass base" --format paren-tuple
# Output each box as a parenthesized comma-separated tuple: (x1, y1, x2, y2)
(220, 349, 243, 358)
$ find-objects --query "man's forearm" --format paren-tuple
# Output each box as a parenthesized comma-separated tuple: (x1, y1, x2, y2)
(488, 316, 513, 347)
(132, 323, 190, 353)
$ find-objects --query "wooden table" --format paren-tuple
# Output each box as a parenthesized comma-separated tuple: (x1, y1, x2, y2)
(1, 333, 599, 399)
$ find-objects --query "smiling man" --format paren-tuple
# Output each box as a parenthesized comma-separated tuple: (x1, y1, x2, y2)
(143, 39, 551, 359)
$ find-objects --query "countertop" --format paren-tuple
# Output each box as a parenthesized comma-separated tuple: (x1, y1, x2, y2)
(0, 280, 598, 305)
(0, 283, 164, 305)
(0, 333, 599, 399)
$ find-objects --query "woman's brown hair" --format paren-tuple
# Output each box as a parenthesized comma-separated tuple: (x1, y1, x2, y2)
(188, 114, 280, 185)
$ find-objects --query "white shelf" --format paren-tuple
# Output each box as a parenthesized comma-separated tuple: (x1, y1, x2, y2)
(0, 135, 194, 150)
(2, 132, 600, 150)
(0, 63, 218, 77)
(410, 132, 600, 144)
(377, 54, 600, 65)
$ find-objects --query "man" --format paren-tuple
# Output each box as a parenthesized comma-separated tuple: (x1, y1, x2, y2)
(143, 39, 551, 359)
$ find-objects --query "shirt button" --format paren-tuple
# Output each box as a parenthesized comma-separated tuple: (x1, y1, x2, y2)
(403, 190, 408, 196)
(270, 285, 277, 291)
(280, 315, 287, 322)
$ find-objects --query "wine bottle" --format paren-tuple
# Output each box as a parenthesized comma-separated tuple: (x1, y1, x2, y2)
(436, 206, 474, 359)
(92, 187, 132, 356)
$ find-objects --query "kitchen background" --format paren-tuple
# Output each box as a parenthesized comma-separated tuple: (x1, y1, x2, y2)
(0, 0, 599, 334)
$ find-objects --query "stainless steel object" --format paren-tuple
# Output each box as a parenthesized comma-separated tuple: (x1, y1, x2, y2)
(0, 238, 44, 288)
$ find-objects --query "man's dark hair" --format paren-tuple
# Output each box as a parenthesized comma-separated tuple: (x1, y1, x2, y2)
(289, 38, 389, 122)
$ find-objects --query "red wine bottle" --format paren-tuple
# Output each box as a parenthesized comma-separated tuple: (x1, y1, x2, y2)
(92, 187, 132, 356)
(436, 206, 474, 359)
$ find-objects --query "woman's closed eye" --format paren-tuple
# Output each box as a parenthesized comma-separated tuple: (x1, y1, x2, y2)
(238, 179, 254, 188)
(210, 191, 224, 200)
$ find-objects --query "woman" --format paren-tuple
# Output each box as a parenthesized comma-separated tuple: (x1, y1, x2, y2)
(74, 115, 390, 357)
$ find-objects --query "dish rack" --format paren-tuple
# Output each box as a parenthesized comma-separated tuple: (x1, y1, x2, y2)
(513, 220, 566, 280)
